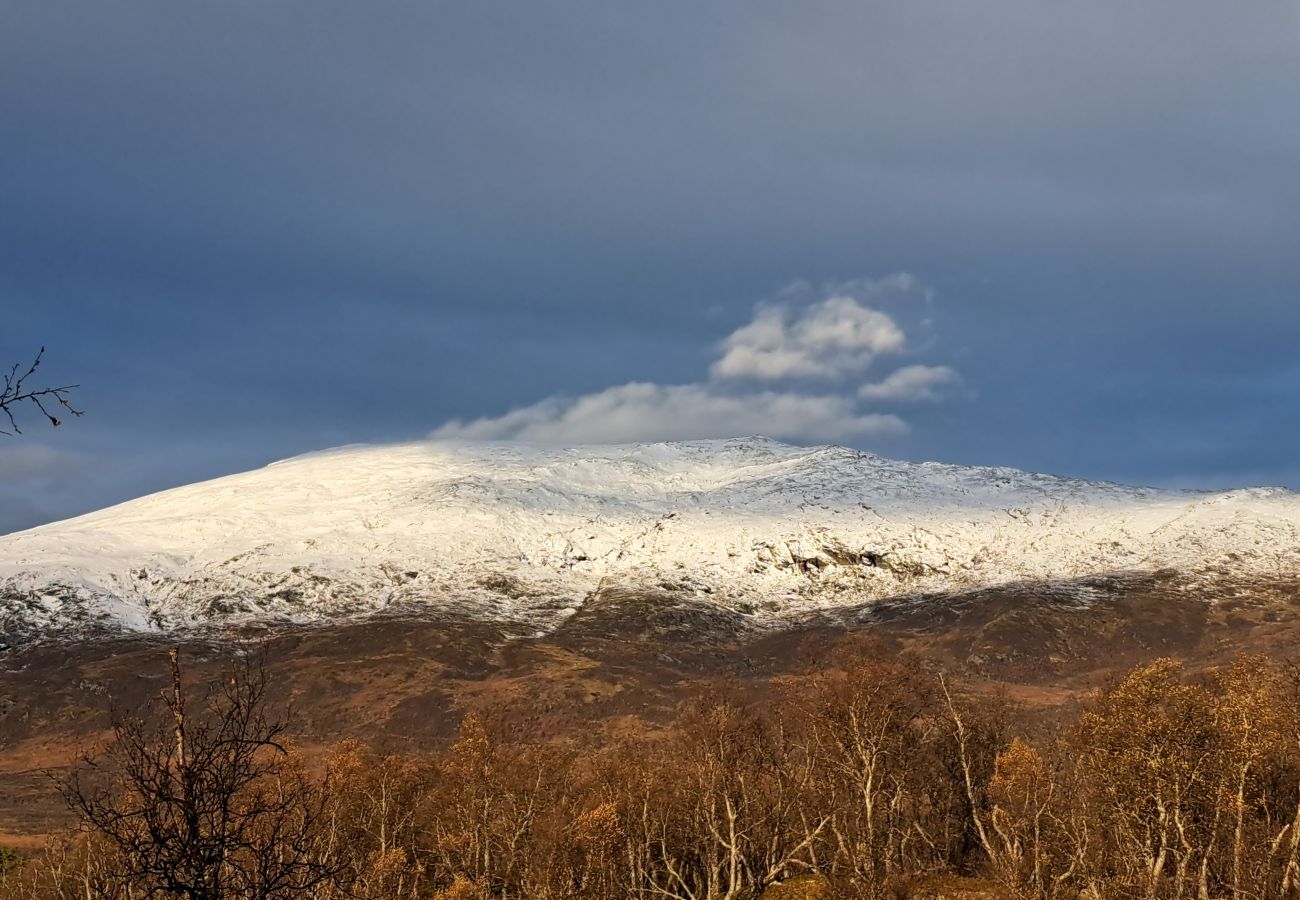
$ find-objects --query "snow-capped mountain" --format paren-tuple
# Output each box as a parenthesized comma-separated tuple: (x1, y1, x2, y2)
(2, 437, 1298, 639)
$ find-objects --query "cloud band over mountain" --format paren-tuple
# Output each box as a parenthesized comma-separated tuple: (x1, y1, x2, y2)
(432, 276, 959, 444)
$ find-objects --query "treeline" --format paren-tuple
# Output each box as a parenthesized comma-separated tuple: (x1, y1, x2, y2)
(4, 646, 1300, 899)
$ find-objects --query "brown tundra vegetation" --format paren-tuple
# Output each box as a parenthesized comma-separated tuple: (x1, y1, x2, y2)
(4, 645, 1300, 900)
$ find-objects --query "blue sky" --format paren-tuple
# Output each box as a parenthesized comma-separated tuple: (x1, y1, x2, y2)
(4, 1, 1300, 533)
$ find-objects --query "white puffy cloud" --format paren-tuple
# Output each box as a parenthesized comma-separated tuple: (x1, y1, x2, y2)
(432, 276, 960, 446)
(859, 365, 960, 402)
(432, 382, 907, 444)
(711, 294, 906, 381)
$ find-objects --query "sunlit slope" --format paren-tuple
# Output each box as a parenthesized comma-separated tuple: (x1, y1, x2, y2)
(2, 437, 1298, 635)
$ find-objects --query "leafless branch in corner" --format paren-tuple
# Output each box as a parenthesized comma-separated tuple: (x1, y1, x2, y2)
(0, 346, 83, 436)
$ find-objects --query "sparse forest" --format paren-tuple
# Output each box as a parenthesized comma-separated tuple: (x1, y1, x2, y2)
(3, 647, 1300, 899)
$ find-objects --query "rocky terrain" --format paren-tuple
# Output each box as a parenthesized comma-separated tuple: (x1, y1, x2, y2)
(2, 437, 1299, 644)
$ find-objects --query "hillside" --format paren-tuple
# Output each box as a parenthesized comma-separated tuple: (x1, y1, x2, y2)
(3, 437, 1298, 641)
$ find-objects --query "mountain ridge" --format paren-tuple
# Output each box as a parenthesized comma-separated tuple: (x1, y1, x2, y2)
(3, 437, 1298, 641)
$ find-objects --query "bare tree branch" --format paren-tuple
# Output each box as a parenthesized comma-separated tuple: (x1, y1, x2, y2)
(59, 648, 339, 899)
(1, 346, 83, 436)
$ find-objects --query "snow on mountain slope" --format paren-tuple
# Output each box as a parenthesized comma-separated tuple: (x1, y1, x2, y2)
(2, 437, 1299, 638)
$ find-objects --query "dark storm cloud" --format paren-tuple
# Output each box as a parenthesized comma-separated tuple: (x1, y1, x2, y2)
(3, 1, 1299, 530)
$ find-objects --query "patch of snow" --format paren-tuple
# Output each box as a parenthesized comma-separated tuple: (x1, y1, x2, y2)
(2, 437, 1298, 637)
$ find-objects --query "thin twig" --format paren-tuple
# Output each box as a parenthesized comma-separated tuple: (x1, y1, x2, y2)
(0, 346, 83, 435)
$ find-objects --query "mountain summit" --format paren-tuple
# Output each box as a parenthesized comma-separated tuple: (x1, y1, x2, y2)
(3, 437, 1298, 639)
